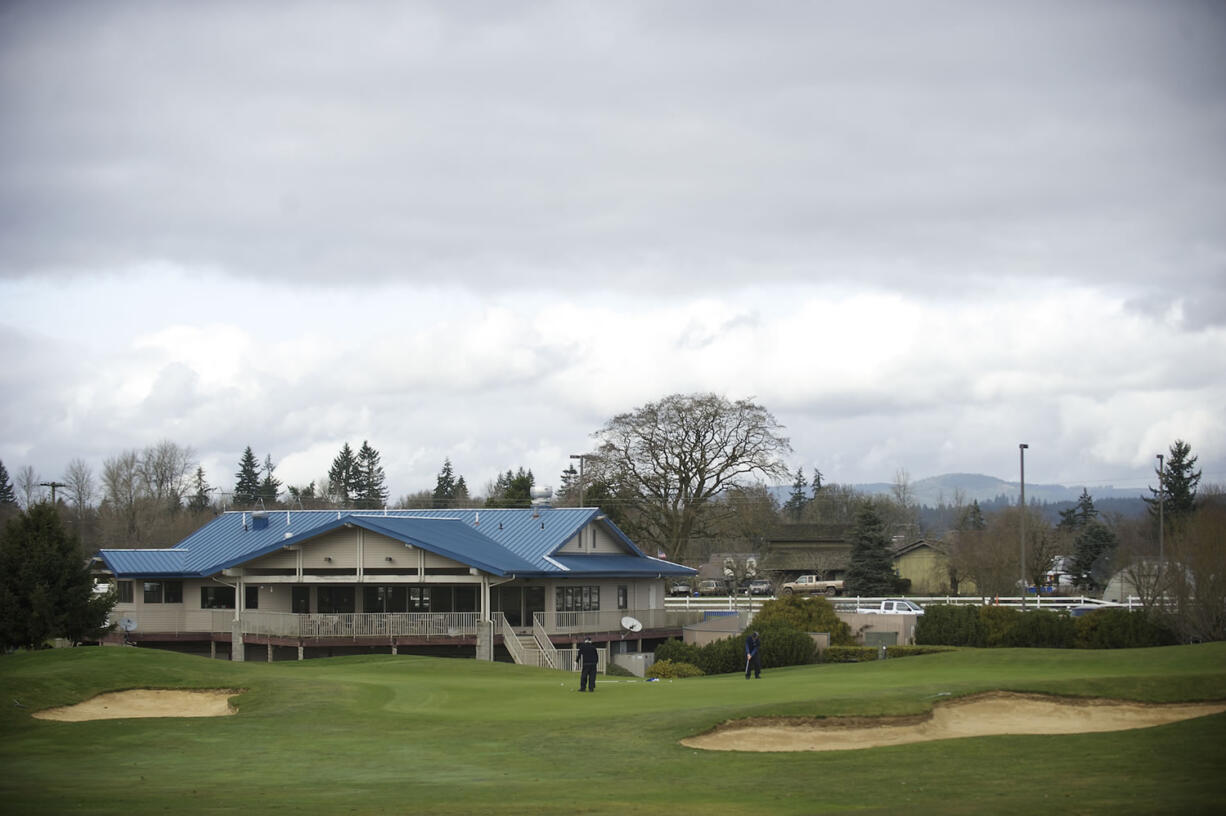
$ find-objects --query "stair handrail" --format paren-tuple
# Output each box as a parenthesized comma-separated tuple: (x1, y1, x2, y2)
(499, 614, 526, 665)
(532, 614, 558, 669)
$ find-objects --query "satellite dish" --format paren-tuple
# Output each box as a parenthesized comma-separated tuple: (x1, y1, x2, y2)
(119, 617, 138, 632)
(620, 616, 643, 633)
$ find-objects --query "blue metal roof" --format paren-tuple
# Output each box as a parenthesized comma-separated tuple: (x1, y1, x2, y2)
(98, 508, 696, 579)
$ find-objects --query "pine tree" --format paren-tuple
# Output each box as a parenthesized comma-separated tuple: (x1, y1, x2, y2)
(328, 443, 358, 508)
(233, 447, 261, 508)
(0, 461, 16, 508)
(959, 500, 986, 531)
(187, 466, 212, 512)
(843, 503, 901, 596)
(811, 467, 824, 493)
(1070, 520, 1117, 591)
(1146, 439, 1202, 531)
(487, 468, 534, 508)
(354, 441, 388, 509)
(454, 475, 470, 507)
(558, 464, 580, 506)
(0, 503, 115, 649)
(783, 467, 808, 520)
(433, 459, 457, 509)
(259, 454, 282, 506)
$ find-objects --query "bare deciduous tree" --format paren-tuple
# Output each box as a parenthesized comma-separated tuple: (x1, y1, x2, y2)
(63, 458, 96, 509)
(16, 465, 42, 508)
(593, 393, 791, 562)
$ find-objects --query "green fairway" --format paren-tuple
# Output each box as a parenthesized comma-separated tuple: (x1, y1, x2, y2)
(3, 645, 1225, 815)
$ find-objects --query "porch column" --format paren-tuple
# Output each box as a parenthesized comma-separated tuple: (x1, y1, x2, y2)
(475, 619, 493, 661)
(230, 618, 244, 662)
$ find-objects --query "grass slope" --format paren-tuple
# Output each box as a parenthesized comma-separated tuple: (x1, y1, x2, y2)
(2, 645, 1225, 815)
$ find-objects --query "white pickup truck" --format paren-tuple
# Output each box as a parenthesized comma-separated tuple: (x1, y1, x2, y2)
(780, 575, 844, 596)
(857, 599, 925, 615)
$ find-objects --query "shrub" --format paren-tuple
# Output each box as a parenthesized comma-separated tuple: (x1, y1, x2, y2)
(1075, 608, 1179, 649)
(823, 646, 878, 662)
(605, 662, 635, 677)
(915, 604, 986, 647)
(646, 659, 704, 679)
(653, 638, 701, 666)
(1004, 609, 1076, 648)
(751, 594, 855, 645)
(886, 645, 957, 658)
(978, 605, 1021, 647)
(755, 621, 818, 668)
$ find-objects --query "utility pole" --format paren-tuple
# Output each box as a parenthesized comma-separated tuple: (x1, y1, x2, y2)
(1156, 453, 1164, 563)
(1019, 444, 1028, 609)
(39, 480, 68, 504)
(568, 454, 589, 507)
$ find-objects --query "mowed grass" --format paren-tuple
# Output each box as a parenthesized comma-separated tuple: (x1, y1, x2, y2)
(2, 644, 1225, 815)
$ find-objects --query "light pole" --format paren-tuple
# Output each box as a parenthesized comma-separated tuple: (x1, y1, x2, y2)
(1156, 453, 1164, 563)
(568, 454, 589, 507)
(1019, 443, 1028, 607)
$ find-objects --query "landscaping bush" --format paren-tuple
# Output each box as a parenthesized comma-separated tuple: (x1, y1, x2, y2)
(654, 621, 818, 676)
(1075, 608, 1179, 649)
(978, 605, 1021, 647)
(1004, 609, 1076, 648)
(750, 594, 855, 645)
(822, 645, 879, 662)
(653, 638, 701, 666)
(645, 659, 704, 679)
(915, 604, 986, 647)
(822, 644, 957, 662)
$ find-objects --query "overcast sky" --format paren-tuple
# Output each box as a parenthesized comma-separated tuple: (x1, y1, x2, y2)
(2, 0, 1224, 506)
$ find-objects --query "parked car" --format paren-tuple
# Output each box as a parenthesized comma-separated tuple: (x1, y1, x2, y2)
(745, 579, 773, 595)
(669, 581, 693, 596)
(856, 599, 925, 615)
(780, 575, 844, 596)
(696, 579, 724, 595)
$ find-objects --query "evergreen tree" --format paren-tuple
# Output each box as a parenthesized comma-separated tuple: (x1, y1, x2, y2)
(259, 454, 282, 506)
(187, 466, 212, 513)
(1070, 520, 1117, 591)
(355, 441, 388, 509)
(783, 467, 808, 520)
(328, 443, 358, 508)
(1146, 439, 1202, 531)
(487, 468, 534, 508)
(433, 459, 458, 508)
(0, 460, 17, 507)
(1059, 489, 1098, 531)
(844, 503, 901, 596)
(959, 500, 986, 531)
(557, 464, 580, 506)
(0, 504, 115, 649)
(811, 467, 824, 494)
(233, 447, 261, 508)
(454, 475, 470, 506)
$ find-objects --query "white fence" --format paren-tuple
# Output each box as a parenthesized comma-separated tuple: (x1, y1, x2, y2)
(665, 595, 1139, 614)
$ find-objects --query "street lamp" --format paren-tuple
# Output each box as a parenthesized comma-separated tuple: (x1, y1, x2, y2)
(568, 454, 591, 507)
(1156, 453, 1164, 563)
(1019, 443, 1028, 607)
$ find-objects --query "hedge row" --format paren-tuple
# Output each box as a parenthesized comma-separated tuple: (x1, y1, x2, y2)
(915, 604, 1178, 649)
(822, 645, 956, 663)
(653, 620, 817, 675)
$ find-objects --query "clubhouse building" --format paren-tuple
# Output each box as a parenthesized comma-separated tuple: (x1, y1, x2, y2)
(98, 507, 698, 664)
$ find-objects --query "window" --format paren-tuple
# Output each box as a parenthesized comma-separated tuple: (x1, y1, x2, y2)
(617, 585, 628, 610)
(164, 581, 182, 603)
(555, 585, 601, 612)
(245, 585, 260, 610)
(292, 586, 310, 614)
(317, 586, 355, 613)
(201, 586, 236, 609)
(117, 581, 133, 603)
(143, 582, 163, 603)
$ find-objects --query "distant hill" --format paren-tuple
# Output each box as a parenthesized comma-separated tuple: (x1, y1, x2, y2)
(768, 473, 1149, 518)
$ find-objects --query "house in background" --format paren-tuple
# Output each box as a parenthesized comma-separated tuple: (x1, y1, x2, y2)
(892, 539, 978, 596)
(98, 507, 698, 664)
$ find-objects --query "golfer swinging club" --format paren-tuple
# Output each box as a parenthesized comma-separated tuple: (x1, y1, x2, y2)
(745, 630, 762, 679)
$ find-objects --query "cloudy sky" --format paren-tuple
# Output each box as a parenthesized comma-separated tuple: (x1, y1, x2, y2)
(2, 0, 1224, 505)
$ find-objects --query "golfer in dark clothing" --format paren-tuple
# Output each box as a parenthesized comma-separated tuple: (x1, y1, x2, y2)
(745, 631, 762, 679)
(576, 636, 599, 691)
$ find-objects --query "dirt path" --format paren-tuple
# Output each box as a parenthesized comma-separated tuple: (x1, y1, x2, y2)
(32, 689, 240, 722)
(681, 692, 1226, 752)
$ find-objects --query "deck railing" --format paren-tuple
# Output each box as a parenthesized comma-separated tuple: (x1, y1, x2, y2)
(222, 610, 481, 639)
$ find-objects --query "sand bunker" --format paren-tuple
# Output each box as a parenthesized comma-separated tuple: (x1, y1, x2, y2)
(32, 689, 240, 722)
(682, 692, 1226, 752)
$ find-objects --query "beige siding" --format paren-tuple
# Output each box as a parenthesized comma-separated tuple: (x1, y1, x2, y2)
(248, 548, 298, 569)
(301, 528, 358, 568)
(556, 523, 630, 555)
(361, 531, 413, 566)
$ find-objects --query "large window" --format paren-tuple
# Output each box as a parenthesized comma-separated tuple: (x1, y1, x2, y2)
(245, 585, 259, 610)
(317, 586, 355, 613)
(117, 581, 133, 603)
(555, 585, 600, 612)
(201, 586, 236, 609)
(292, 586, 310, 614)
(617, 585, 628, 610)
(143, 581, 182, 604)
